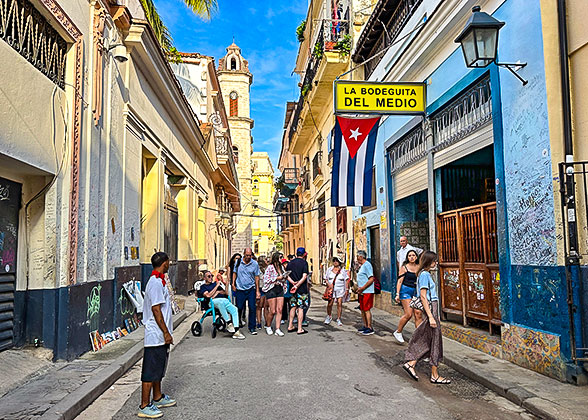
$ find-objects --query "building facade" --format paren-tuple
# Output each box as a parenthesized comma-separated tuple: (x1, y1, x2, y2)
(350, 0, 586, 383)
(276, 0, 373, 280)
(217, 44, 255, 255)
(251, 152, 276, 256)
(0, 0, 236, 359)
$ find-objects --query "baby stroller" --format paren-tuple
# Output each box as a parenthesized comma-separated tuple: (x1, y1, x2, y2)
(191, 281, 227, 338)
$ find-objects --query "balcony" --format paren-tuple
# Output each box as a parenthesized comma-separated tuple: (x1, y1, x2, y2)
(289, 19, 351, 155)
(283, 168, 300, 184)
(312, 151, 323, 184)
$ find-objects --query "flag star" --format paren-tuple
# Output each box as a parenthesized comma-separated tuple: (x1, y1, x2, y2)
(349, 127, 362, 141)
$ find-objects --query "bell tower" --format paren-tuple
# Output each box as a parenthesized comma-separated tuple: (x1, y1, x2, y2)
(218, 43, 254, 254)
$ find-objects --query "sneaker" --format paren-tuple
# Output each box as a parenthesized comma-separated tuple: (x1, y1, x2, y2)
(138, 403, 163, 418)
(265, 326, 273, 335)
(232, 331, 245, 340)
(274, 329, 284, 337)
(324, 315, 332, 325)
(424, 357, 430, 363)
(227, 324, 236, 333)
(280, 320, 285, 324)
(153, 394, 176, 408)
(302, 320, 309, 327)
(337, 319, 343, 326)
(393, 330, 405, 343)
(362, 328, 375, 336)
(256, 323, 262, 330)
(357, 326, 367, 332)
(249, 329, 258, 335)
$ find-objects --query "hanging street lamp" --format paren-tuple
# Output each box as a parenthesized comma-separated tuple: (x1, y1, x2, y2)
(455, 6, 528, 85)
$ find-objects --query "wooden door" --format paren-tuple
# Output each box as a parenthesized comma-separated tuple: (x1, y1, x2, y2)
(437, 203, 500, 330)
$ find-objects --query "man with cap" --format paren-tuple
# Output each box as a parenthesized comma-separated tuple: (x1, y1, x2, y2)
(286, 247, 310, 334)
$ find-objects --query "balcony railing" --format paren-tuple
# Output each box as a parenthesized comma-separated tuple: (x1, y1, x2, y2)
(389, 125, 425, 173)
(364, 0, 423, 79)
(283, 168, 300, 184)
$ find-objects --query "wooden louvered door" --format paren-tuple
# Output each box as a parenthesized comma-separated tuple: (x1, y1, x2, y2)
(437, 202, 500, 331)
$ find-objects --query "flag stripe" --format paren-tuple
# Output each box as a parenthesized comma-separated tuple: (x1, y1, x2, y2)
(331, 122, 342, 206)
(346, 144, 356, 206)
(339, 139, 349, 206)
(363, 125, 378, 205)
(354, 140, 367, 205)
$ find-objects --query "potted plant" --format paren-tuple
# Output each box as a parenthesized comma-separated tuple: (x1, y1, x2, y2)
(335, 34, 352, 57)
(313, 40, 323, 59)
(296, 20, 306, 42)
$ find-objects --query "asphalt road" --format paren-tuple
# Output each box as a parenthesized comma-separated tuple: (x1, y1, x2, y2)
(112, 301, 535, 420)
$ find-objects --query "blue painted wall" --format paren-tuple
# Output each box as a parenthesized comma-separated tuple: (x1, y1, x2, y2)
(364, 0, 580, 362)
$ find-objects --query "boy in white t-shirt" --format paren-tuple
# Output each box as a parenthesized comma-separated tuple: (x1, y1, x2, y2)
(138, 252, 176, 419)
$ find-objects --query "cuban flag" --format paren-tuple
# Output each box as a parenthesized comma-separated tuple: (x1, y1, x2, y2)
(331, 115, 381, 207)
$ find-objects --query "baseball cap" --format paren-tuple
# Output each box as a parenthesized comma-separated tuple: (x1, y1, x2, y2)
(281, 258, 288, 264)
(296, 247, 306, 256)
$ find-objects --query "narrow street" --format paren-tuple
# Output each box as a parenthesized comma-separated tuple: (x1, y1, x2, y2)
(110, 301, 534, 420)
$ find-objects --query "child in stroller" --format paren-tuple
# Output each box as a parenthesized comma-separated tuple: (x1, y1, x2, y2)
(192, 271, 245, 340)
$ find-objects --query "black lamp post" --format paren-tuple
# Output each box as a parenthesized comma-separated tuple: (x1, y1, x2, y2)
(455, 6, 528, 85)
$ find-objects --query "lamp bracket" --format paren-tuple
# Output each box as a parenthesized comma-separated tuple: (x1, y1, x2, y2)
(496, 62, 528, 86)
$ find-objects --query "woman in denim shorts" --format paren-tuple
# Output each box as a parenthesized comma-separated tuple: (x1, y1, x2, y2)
(393, 250, 423, 343)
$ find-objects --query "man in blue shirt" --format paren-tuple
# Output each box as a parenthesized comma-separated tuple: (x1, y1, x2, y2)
(231, 248, 261, 335)
(356, 250, 375, 335)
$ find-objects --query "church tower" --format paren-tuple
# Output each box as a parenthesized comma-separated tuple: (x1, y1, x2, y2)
(218, 43, 254, 254)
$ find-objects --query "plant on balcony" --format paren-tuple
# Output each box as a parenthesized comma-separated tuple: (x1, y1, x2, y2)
(301, 83, 311, 98)
(313, 40, 323, 60)
(335, 34, 352, 57)
(296, 20, 306, 42)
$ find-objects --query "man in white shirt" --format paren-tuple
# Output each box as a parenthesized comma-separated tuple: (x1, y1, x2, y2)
(397, 236, 423, 268)
(138, 252, 176, 418)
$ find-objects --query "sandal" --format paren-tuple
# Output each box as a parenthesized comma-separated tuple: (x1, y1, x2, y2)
(297, 329, 308, 335)
(287, 328, 296, 333)
(430, 376, 451, 384)
(402, 363, 419, 381)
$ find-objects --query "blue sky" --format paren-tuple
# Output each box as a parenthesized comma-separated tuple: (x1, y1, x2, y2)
(155, 0, 308, 171)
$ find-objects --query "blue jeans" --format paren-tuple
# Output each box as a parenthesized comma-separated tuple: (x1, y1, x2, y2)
(234, 288, 256, 331)
(212, 298, 239, 328)
(399, 284, 417, 300)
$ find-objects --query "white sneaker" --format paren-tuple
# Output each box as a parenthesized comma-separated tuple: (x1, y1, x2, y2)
(227, 323, 236, 333)
(265, 326, 273, 335)
(232, 331, 245, 340)
(324, 315, 332, 325)
(337, 319, 343, 326)
(281, 320, 285, 324)
(274, 329, 284, 337)
(393, 330, 405, 343)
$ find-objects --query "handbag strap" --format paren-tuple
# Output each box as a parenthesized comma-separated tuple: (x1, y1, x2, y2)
(331, 268, 341, 286)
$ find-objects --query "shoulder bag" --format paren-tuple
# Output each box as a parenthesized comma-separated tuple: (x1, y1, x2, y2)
(409, 272, 429, 311)
(322, 270, 340, 301)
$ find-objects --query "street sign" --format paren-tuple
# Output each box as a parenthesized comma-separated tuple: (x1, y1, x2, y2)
(334, 80, 426, 115)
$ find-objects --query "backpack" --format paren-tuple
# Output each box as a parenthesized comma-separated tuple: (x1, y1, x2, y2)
(374, 276, 381, 295)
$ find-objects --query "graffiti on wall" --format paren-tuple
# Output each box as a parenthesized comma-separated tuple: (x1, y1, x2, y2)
(87, 284, 102, 331)
(353, 217, 367, 253)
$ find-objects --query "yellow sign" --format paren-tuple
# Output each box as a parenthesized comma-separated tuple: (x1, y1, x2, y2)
(334, 81, 426, 114)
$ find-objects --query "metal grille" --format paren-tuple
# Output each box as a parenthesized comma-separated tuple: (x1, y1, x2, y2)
(364, 0, 423, 78)
(0, 0, 68, 88)
(389, 125, 425, 173)
(431, 77, 492, 151)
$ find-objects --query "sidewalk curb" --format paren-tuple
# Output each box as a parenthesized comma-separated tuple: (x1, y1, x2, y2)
(40, 310, 190, 420)
(313, 289, 561, 420)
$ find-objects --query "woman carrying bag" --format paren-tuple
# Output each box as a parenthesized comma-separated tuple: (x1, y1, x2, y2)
(323, 256, 349, 326)
(403, 250, 451, 384)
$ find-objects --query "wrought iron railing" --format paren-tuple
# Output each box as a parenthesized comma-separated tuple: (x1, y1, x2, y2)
(0, 0, 68, 88)
(431, 77, 492, 151)
(389, 125, 425, 173)
(364, 0, 423, 78)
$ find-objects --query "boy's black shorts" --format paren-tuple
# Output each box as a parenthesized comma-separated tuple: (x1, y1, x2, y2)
(141, 344, 170, 382)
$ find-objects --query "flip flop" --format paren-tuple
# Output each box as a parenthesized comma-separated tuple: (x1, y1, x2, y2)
(402, 363, 419, 381)
(430, 376, 451, 384)
(287, 328, 296, 333)
(297, 330, 308, 335)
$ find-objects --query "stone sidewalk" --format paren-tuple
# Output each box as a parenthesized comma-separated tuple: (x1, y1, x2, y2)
(312, 287, 587, 420)
(0, 297, 196, 420)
